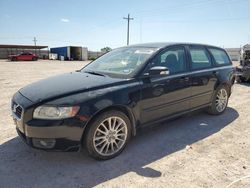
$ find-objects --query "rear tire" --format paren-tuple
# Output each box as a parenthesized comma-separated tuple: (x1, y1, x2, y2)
(84, 110, 131, 160)
(207, 85, 229, 115)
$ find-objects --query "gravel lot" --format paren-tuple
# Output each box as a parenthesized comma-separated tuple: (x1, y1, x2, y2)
(0, 60, 249, 188)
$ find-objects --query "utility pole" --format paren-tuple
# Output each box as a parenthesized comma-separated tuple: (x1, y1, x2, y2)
(33, 37, 37, 47)
(123, 14, 134, 46)
(33, 37, 37, 54)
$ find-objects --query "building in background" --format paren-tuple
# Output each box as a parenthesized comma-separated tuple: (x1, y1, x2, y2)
(88, 51, 105, 60)
(50, 46, 88, 61)
(0, 44, 48, 59)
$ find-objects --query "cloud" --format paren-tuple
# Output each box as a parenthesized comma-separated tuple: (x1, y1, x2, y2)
(61, 18, 70, 23)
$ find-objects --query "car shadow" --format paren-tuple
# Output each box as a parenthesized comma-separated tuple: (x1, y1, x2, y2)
(236, 81, 250, 86)
(0, 107, 239, 188)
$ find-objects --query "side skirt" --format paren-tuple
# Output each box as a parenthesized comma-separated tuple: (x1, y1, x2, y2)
(139, 103, 211, 128)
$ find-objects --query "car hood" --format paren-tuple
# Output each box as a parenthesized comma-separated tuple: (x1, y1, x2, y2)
(19, 71, 125, 103)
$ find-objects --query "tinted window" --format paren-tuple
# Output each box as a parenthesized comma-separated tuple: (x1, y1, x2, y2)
(208, 48, 231, 65)
(152, 47, 186, 74)
(21, 53, 30, 55)
(190, 47, 212, 70)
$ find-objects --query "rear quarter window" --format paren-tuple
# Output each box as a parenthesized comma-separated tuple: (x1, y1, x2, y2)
(208, 48, 231, 66)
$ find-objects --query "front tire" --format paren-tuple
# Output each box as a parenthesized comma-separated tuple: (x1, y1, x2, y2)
(207, 85, 229, 115)
(85, 110, 131, 160)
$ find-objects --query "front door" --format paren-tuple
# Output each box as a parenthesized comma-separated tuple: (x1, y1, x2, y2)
(139, 46, 191, 124)
(19, 53, 29, 60)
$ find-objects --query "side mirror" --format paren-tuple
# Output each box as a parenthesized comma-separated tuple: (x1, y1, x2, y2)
(148, 66, 170, 76)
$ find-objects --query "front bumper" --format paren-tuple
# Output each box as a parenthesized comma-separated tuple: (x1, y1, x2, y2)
(12, 92, 87, 151)
(16, 127, 82, 151)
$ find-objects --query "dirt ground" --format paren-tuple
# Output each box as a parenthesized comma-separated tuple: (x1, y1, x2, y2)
(0, 59, 249, 188)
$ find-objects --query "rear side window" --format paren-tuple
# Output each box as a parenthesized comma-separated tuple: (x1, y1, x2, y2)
(208, 48, 231, 65)
(190, 47, 212, 70)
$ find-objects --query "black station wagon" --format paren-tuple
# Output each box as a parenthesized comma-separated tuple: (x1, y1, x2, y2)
(12, 43, 235, 160)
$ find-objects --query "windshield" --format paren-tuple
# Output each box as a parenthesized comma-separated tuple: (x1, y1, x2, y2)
(82, 47, 158, 78)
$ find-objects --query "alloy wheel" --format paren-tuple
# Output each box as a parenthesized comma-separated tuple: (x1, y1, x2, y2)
(93, 116, 128, 156)
(215, 88, 228, 112)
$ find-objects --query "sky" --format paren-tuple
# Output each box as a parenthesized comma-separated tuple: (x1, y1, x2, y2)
(0, 0, 250, 51)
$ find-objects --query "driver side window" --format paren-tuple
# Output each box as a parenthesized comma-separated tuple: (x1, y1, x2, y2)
(152, 47, 187, 74)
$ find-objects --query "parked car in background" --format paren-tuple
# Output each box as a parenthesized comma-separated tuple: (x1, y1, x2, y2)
(11, 43, 235, 160)
(8, 52, 38, 61)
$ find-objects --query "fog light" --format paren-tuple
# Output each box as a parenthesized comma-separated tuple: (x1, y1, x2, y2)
(32, 138, 56, 149)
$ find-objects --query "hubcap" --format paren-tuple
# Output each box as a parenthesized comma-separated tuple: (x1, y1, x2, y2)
(215, 88, 228, 112)
(93, 116, 128, 156)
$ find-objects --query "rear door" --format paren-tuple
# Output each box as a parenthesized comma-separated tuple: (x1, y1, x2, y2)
(188, 45, 217, 109)
(139, 45, 192, 124)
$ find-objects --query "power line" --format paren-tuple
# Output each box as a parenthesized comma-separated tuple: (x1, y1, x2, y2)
(133, 0, 229, 16)
(123, 14, 134, 45)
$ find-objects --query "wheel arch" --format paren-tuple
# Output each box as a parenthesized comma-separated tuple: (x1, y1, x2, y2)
(81, 105, 137, 144)
(217, 81, 232, 95)
(211, 81, 231, 103)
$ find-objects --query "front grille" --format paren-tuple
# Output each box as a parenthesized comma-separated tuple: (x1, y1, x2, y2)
(12, 101, 23, 119)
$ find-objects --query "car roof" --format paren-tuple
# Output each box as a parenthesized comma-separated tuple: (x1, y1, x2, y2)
(127, 42, 222, 50)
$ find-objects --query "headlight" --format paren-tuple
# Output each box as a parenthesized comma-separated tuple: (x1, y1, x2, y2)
(33, 106, 80, 120)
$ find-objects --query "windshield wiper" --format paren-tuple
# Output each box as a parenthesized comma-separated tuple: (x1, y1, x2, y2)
(84, 70, 106, 77)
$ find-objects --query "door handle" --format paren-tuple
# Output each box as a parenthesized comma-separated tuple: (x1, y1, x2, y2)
(180, 76, 189, 81)
(213, 70, 219, 75)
